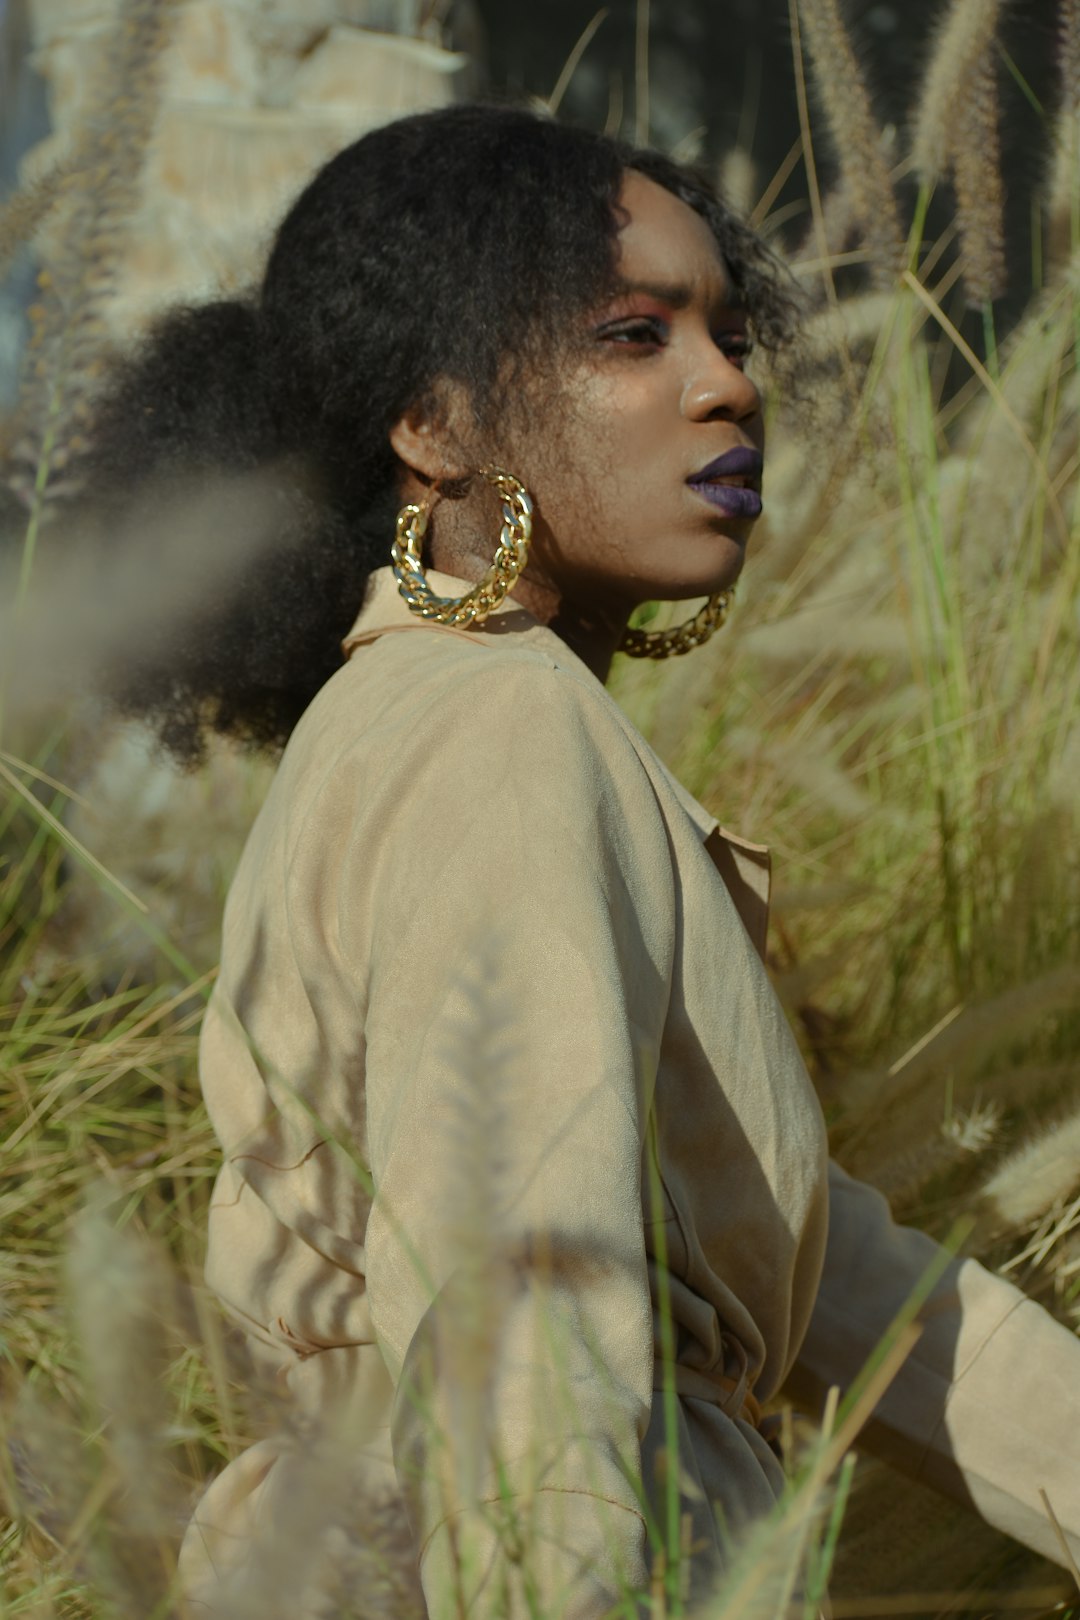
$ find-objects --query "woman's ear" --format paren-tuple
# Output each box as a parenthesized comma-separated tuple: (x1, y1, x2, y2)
(389, 385, 473, 485)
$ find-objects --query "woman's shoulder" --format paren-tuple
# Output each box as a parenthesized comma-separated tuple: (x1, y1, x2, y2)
(268, 626, 672, 862)
(300, 625, 641, 774)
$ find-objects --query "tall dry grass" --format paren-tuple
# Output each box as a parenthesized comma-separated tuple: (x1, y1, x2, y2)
(2, 0, 1080, 1615)
(7, 0, 176, 475)
(909, 0, 1009, 344)
(789, 0, 905, 292)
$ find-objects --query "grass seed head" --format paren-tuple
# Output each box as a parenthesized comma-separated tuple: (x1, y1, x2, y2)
(10, 0, 177, 503)
(977, 1101, 1080, 1232)
(910, 0, 1004, 186)
(797, 0, 905, 289)
(1045, 0, 1080, 272)
(951, 58, 1008, 305)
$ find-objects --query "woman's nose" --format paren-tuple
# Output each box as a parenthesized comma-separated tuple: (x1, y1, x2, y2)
(681, 348, 761, 424)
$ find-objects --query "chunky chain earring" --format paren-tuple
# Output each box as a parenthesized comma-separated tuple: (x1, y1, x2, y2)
(392, 466, 533, 629)
(618, 589, 734, 659)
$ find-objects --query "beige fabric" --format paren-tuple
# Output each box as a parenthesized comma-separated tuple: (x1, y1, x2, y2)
(787, 1162, 1080, 1571)
(179, 566, 1080, 1618)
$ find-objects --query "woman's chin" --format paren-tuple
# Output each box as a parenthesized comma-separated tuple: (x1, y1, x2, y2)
(678, 532, 748, 596)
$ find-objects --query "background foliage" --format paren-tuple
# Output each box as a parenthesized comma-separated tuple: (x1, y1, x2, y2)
(1, 1, 1079, 1615)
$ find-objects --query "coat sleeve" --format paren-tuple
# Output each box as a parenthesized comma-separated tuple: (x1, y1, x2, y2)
(784, 1159, 1080, 1569)
(342, 654, 677, 1620)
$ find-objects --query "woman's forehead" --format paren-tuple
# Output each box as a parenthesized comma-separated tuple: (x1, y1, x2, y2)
(612, 171, 736, 309)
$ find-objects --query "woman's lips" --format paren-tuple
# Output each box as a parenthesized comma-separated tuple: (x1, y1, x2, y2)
(688, 481, 763, 519)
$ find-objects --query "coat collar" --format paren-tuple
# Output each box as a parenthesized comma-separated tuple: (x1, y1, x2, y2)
(342, 562, 606, 682)
(342, 565, 771, 957)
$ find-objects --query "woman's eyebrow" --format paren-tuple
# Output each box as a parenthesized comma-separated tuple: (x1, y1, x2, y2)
(613, 278, 693, 308)
(610, 276, 743, 315)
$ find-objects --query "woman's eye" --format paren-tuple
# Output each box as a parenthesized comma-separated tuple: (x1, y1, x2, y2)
(601, 317, 667, 347)
(718, 335, 755, 368)
(596, 316, 754, 363)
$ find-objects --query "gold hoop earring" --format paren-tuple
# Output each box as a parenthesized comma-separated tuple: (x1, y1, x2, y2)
(618, 590, 734, 659)
(391, 466, 533, 628)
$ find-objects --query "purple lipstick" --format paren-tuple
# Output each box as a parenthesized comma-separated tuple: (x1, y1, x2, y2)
(687, 446, 764, 519)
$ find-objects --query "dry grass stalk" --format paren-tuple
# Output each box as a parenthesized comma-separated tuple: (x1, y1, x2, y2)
(789, 181, 862, 286)
(1045, 0, 1080, 271)
(951, 276, 1077, 493)
(9, 0, 178, 501)
(795, 0, 905, 290)
(545, 7, 609, 116)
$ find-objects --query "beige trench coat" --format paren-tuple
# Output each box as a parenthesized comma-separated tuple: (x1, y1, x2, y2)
(179, 565, 1080, 1619)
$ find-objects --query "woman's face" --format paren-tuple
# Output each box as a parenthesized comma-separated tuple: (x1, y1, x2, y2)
(394, 169, 766, 680)
(528, 171, 764, 607)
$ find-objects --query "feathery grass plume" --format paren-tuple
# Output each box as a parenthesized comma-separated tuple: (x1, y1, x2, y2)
(419, 923, 518, 1529)
(1045, 0, 1080, 272)
(2, 1379, 91, 1567)
(0, 154, 75, 290)
(908, 0, 1008, 305)
(777, 286, 906, 374)
(868, 1141, 965, 1217)
(976, 1101, 1080, 1233)
(188, 1397, 426, 1620)
(951, 273, 1078, 493)
(692, 1464, 842, 1619)
(950, 51, 1008, 306)
(789, 180, 861, 291)
(57, 721, 275, 984)
(794, 0, 905, 290)
(8, 0, 178, 508)
(63, 1197, 188, 1615)
(717, 147, 758, 219)
(941, 1097, 1002, 1153)
(910, 0, 1004, 187)
(0, 464, 306, 716)
(839, 966, 1080, 1165)
(864, 1107, 1008, 1220)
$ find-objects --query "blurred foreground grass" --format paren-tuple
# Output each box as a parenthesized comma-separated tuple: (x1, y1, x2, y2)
(2, 0, 1080, 1614)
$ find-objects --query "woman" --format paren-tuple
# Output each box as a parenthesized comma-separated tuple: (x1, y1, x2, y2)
(79, 106, 1078, 1617)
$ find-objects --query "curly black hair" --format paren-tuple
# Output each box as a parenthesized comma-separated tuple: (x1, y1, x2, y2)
(61, 103, 804, 765)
